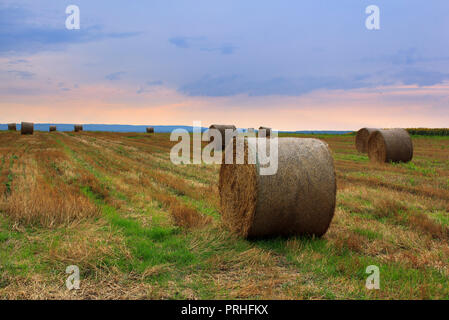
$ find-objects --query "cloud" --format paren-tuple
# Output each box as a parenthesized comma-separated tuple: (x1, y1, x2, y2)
(105, 72, 126, 81)
(7, 70, 35, 79)
(0, 6, 141, 55)
(0, 87, 40, 95)
(169, 36, 237, 55)
(169, 37, 192, 48)
(136, 80, 163, 94)
(180, 66, 449, 97)
(388, 48, 423, 66)
(363, 48, 449, 66)
(392, 69, 449, 86)
(180, 74, 371, 97)
(200, 44, 237, 55)
(146, 80, 163, 86)
(7, 59, 29, 65)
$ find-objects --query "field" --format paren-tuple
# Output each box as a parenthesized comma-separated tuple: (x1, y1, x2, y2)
(0, 131, 448, 299)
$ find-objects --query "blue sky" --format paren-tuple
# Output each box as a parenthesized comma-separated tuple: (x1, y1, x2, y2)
(0, 0, 448, 129)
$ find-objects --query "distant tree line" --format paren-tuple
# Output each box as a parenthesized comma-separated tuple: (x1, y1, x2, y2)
(406, 128, 449, 136)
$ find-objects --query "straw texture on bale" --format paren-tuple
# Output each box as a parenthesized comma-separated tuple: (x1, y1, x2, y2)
(219, 137, 336, 238)
(146, 127, 154, 133)
(20, 122, 34, 135)
(209, 124, 237, 150)
(49, 125, 56, 132)
(367, 128, 413, 163)
(258, 126, 272, 138)
(355, 128, 378, 153)
(74, 125, 83, 132)
(7, 123, 16, 131)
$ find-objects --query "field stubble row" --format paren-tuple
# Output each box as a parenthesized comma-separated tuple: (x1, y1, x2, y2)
(0, 131, 448, 299)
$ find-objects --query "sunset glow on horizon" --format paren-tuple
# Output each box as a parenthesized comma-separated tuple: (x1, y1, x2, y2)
(1, 1, 448, 130)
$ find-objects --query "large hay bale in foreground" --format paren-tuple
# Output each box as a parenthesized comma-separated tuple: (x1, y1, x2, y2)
(258, 126, 272, 138)
(7, 123, 16, 131)
(20, 122, 34, 135)
(208, 124, 237, 150)
(146, 127, 154, 133)
(355, 128, 378, 153)
(74, 125, 83, 132)
(219, 137, 336, 238)
(367, 128, 413, 163)
(49, 125, 56, 132)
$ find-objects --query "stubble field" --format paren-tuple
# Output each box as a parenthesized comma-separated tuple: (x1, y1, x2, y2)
(0, 131, 448, 299)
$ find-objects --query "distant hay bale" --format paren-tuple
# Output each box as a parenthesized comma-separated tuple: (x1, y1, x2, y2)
(20, 122, 34, 135)
(74, 125, 83, 132)
(146, 127, 154, 133)
(209, 124, 237, 150)
(49, 125, 56, 132)
(258, 126, 272, 138)
(7, 123, 16, 131)
(246, 128, 256, 137)
(219, 137, 336, 238)
(356, 128, 378, 153)
(367, 128, 413, 163)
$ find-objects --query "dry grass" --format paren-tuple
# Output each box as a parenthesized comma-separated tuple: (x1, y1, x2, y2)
(0, 133, 100, 227)
(0, 272, 155, 300)
(46, 220, 131, 271)
(1, 179, 99, 227)
(1, 131, 448, 299)
(170, 203, 212, 229)
(408, 212, 448, 240)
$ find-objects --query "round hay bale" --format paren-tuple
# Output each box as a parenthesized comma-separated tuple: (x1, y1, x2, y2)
(219, 137, 336, 238)
(146, 127, 154, 133)
(246, 128, 256, 137)
(355, 128, 378, 153)
(20, 122, 34, 135)
(209, 124, 237, 150)
(367, 128, 413, 163)
(258, 126, 272, 138)
(74, 125, 83, 132)
(49, 125, 57, 132)
(7, 123, 16, 131)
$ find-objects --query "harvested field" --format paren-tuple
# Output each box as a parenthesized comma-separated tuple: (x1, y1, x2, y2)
(0, 131, 448, 299)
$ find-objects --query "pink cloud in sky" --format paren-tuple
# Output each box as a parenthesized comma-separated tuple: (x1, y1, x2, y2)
(1, 81, 448, 131)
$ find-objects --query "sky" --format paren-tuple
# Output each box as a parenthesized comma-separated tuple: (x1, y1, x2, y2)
(0, 0, 448, 130)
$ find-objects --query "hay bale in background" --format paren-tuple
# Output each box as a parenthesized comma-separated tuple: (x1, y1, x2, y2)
(356, 128, 378, 153)
(74, 125, 83, 132)
(368, 128, 413, 163)
(21, 122, 34, 135)
(219, 137, 336, 238)
(209, 124, 237, 150)
(49, 125, 57, 132)
(146, 127, 154, 133)
(258, 126, 272, 138)
(7, 123, 16, 131)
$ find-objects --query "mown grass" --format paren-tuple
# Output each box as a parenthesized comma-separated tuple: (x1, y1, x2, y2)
(0, 131, 448, 299)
